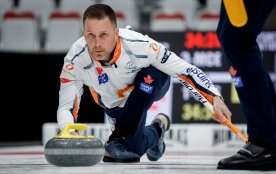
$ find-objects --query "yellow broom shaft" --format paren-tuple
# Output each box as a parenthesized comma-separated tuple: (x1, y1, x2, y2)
(222, 118, 248, 143)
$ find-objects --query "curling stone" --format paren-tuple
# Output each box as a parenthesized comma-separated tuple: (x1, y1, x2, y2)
(44, 123, 104, 166)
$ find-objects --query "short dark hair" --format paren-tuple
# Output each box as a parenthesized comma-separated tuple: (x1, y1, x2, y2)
(83, 4, 117, 27)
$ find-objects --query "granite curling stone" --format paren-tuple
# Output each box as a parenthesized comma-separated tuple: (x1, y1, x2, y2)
(44, 124, 104, 166)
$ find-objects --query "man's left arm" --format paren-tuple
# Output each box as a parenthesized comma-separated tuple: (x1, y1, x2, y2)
(147, 39, 231, 123)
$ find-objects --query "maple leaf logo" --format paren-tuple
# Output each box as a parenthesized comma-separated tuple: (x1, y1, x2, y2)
(60, 78, 72, 84)
(144, 75, 154, 84)
(96, 67, 103, 75)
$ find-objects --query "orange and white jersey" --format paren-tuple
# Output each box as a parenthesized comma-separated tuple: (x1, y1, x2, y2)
(57, 28, 221, 129)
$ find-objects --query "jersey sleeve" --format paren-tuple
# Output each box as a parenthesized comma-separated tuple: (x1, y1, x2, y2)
(57, 56, 84, 130)
(147, 37, 221, 105)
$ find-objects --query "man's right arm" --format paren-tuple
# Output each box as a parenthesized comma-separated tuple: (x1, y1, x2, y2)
(57, 61, 84, 130)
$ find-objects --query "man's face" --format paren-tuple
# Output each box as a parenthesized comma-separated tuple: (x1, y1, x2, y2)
(83, 17, 118, 62)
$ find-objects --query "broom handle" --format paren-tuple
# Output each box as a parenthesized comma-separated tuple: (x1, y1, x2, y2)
(204, 101, 248, 143)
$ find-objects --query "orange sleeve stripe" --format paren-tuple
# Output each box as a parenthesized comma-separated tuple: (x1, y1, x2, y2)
(117, 84, 135, 98)
(177, 74, 214, 104)
(88, 87, 100, 105)
(72, 96, 79, 121)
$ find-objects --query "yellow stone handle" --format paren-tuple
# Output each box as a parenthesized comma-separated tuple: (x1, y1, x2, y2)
(223, 0, 248, 27)
(57, 123, 94, 139)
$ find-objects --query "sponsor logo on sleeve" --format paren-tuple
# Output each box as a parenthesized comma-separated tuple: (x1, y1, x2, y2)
(144, 75, 154, 84)
(181, 80, 208, 104)
(139, 75, 154, 94)
(186, 67, 212, 88)
(125, 61, 139, 73)
(139, 83, 154, 94)
(161, 48, 172, 64)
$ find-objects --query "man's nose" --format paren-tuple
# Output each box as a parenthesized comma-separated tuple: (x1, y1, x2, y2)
(95, 37, 101, 47)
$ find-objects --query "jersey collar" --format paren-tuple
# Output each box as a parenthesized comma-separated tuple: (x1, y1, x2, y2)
(108, 38, 121, 65)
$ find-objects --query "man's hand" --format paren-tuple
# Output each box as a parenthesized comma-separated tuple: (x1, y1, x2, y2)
(212, 96, 232, 123)
(69, 129, 80, 135)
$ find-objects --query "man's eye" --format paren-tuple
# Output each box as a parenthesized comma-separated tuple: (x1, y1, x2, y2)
(101, 33, 107, 38)
(88, 34, 95, 39)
